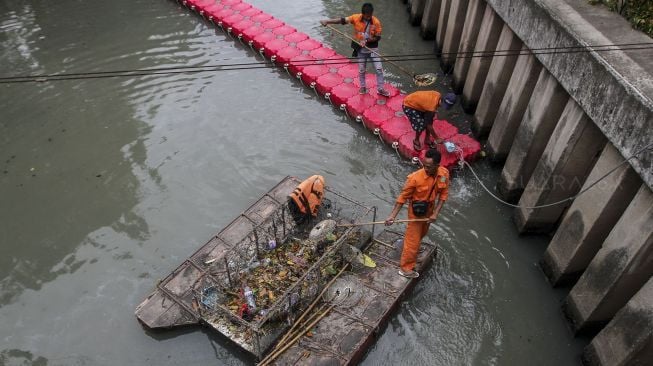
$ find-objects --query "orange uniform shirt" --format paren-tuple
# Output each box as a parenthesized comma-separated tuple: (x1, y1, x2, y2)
(403, 91, 441, 112)
(396, 166, 450, 215)
(346, 14, 382, 42)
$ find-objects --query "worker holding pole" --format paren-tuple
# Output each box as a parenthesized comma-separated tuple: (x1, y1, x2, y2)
(320, 3, 391, 97)
(385, 149, 449, 278)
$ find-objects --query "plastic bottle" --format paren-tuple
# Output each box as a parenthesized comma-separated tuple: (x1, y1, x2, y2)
(267, 240, 277, 250)
(243, 286, 256, 311)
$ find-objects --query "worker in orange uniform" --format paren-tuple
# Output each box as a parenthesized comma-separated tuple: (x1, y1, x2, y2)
(320, 3, 391, 97)
(385, 149, 449, 278)
(403, 90, 457, 151)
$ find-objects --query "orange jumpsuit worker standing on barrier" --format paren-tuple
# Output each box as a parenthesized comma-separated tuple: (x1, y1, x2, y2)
(385, 149, 449, 278)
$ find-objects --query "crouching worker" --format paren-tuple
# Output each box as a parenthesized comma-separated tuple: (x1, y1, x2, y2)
(385, 149, 449, 278)
(288, 175, 325, 223)
(403, 90, 456, 151)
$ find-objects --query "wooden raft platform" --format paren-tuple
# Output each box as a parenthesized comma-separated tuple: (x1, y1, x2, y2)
(135, 176, 437, 364)
(271, 230, 436, 365)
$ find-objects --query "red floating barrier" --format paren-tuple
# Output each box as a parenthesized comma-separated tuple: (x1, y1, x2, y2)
(315, 72, 344, 96)
(300, 62, 329, 85)
(337, 63, 359, 79)
(385, 95, 406, 113)
(310, 47, 336, 60)
(272, 25, 297, 37)
(287, 54, 315, 74)
(221, 0, 242, 5)
(263, 38, 289, 58)
(397, 133, 424, 158)
(276, 46, 302, 64)
(329, 83, 359, 107)
(433, 119, 458, 140)
(234, 20, 257, 39)
(231, 2, 250, 12)
(223, 13, 246, 29)
(250, 28, 274, 48)
(250, 13, 272, 24)
(198, 1, 223, 14)
(296, 39, 322, 52)
(214, 7, 235, 22)
(363, 103, 394, 130)
(261, 18, 284, 30)
(239, 7, 260, 18)
(379, 116, 412, 144)
(346, 94, 377, 118)
(448, 134, 481, 162)
(284, 32, 309, 44)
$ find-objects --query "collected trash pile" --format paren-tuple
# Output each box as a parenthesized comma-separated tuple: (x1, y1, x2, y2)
(220, 219, 350, 322)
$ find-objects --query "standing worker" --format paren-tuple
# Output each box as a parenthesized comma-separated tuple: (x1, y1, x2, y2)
(403, 90, 457, 151)
(320, 3, 391, 97)
(385, 149, 449, 278)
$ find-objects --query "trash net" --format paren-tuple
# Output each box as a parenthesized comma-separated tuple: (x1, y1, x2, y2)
(179, 178, 375, 359)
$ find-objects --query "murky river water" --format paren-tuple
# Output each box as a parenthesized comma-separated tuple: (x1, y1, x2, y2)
(1, 0, 588, 365)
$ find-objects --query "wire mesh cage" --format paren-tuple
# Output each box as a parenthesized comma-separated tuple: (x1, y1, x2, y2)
(180, 177, 375, 359)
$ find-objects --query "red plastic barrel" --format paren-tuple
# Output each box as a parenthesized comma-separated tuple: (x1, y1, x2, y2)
(329, 83, 359, 107)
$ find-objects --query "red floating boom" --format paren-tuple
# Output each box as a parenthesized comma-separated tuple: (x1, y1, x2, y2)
(182, 0, 481, 168)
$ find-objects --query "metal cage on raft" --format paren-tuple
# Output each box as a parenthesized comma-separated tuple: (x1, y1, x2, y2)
(156, 177, 377, 359)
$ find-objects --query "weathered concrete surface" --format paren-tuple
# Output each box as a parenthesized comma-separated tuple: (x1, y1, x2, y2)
(514, 99, 606, 234)
(440, 0, 469, 72)
(452, 0, 485, 93)
(434, 0, 451, 53)
(563, 185, 653, 334)
(483, 0, 653, 192)
(486, 52, 542, 160)
(460, 5, 503, 113)
(472, 24, 521, 137)
(581, 277, 653, 366)
(541, 143, 641, 287)
(409, 0, 427, 26)
(420, 0, 442, 39)
(497, 70, 569, 203)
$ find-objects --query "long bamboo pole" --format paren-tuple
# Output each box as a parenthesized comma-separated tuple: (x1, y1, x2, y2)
(259, 304, 336, 366)
(337, 218, 429, 227)
(324, 24, 420, 81)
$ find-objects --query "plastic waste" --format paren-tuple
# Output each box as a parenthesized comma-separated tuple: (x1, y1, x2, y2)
(394, 239, 404, 251)
(267, 240, 277, 250)
(444, 141, 457, 153)
(243, 286, 256, 311)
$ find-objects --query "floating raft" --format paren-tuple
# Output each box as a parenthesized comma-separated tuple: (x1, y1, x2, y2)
(135, 176, 436, 365)
(272, 230, 436, 365)
(179, 0, 481, 168)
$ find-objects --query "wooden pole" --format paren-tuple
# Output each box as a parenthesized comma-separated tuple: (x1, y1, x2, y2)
(337, 218, 429, 227)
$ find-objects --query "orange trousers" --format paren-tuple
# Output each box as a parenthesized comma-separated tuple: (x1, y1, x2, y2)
(399, 220, 431, 272)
